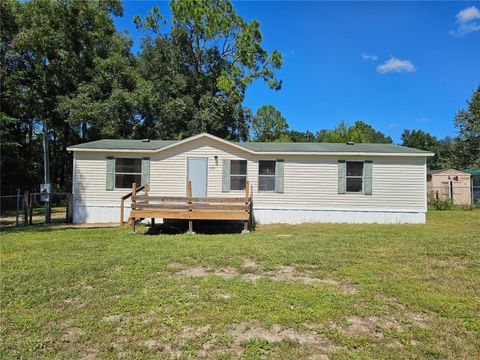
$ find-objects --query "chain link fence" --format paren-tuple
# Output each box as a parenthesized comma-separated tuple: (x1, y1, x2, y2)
(428, 185, 480, 206)
(0, 191, 73, 229)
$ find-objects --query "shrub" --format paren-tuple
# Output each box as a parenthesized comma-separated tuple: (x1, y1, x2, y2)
(429, 191, 454, 210)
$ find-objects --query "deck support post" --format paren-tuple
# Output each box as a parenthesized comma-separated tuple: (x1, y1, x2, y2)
(187, 180, 194, 234)
(130, 183, 137, 233)
(120, 198, 125, 227)
(242, 180, 250, 233)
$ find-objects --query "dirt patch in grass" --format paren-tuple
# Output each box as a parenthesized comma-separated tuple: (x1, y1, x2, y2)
(216, 293, 232, 300)
(181, 325, 211, 340)
(172, 263, 357, 294)
(175, 266, 239, 279)
(330, 312, 431, 340)
(228, 321, 339, 356)
(102, 314, 124, 323)
(191, 321, 339, 358)
(63, 296, 81, 304)
(427, 256, 469, 270)
(61, 327, 84, 342)
(143, 339, 161, 351)
(80, 348, 98, 360)
(260, 266, 358, 294)
(242, 258, 258, 269)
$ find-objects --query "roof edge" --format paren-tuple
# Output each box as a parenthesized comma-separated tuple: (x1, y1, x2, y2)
(67, 133, 435, 157)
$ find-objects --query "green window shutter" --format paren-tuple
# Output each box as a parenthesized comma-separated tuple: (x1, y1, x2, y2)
(364, 160, 373, 195)
(338, 160, 346, 194)
(222, 159, 230, 192)
(106, 156, 115, 191)
(141, 157, 150, 186)
(275, 160, 284, 193)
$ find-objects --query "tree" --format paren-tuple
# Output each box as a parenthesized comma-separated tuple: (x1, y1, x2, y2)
(134, 0, 283, 140)
(348, 121, 393, 144)
(401, 129, 441, 169)
(454, 86, 480, 168)
(58, 33, 140, 140)
(316, 120, 392, 144)
(251, 105, 288, 142)
(1, 0, 127, 193)
(285, 130, 315, 142)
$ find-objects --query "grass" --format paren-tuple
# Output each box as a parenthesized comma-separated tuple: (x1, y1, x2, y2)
(1, 211, 479, 359)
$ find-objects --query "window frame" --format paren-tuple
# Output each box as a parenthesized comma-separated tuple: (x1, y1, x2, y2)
(345, 161, 364, 194)
(114, 158, 142, 189)
(229, 159, 248, 191)
(258, 160, 277, 193)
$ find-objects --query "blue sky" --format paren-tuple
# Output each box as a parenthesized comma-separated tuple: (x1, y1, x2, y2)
(114, 1, 480, 143)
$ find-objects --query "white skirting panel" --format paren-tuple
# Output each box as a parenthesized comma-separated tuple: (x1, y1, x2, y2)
(73, 204, 426, 225)
(73, 204, 160, 224)
(73, 204, 128, 224)
(253, 208, 426, 224)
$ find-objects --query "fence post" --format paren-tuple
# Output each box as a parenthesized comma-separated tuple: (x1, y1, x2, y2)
(15, 188, 20, 227)
(29, 193, 33, 225)
(472, 180, 474, 206)
(45, 192, 51, 224)
(23, 191, 28, 226)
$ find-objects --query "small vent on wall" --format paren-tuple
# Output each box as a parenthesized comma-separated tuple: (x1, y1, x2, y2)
(142, 139, 150, 142)
(346, 141, 355, 145)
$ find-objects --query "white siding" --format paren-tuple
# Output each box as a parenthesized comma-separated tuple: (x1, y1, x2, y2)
(73, 137, 428, 223)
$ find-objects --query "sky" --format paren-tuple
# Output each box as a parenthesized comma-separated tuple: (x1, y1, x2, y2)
(114, 1, 480, 143)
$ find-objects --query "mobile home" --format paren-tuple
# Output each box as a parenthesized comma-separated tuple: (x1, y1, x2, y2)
(67, 133, 434, 225)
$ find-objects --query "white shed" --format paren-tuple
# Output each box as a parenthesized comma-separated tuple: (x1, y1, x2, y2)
(67, 133, 434, 225)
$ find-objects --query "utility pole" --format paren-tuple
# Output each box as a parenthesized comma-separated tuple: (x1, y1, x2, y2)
(42, 117, 51, 224)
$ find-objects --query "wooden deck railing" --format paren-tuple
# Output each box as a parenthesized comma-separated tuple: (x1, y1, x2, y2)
(124, 180, 252, 233)
(120, 184, 146, 226)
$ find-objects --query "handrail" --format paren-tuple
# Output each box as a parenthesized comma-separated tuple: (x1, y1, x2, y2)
(120, 183, 146, 226)
(121, 184, 145, 201)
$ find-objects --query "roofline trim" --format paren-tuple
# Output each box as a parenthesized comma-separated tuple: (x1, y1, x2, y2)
(67, 132, 435, 157)
(67, 133, 256, 155)
(428, 169, 472, 175)
(67, 148, 435, 157)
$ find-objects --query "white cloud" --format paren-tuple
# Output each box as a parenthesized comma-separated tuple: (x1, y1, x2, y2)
(457, 6, 480, 23)
(451, 6, 480, 36)
(387, 123, 399, 129)
(377, 57, 416, 74)
(362, 53, 378, 61)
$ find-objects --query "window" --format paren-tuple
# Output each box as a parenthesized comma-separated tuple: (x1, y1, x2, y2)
(259, 160, 276, 191)
(115, 158, 142, 189)
(230, 160, 247, 190)
(346, 161, 363, 192)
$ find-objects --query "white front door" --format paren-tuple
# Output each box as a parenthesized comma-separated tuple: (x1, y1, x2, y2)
(187, 158, 208, 198)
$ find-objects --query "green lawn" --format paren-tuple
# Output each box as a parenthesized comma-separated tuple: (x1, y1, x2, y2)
(1, 211, 479, 359)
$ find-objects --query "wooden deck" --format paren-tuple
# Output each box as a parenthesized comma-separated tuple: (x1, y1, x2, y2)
(122, 181, 252, 233)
